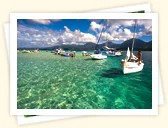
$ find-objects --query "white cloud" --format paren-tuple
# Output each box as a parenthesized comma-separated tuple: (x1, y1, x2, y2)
(30, 19, 61, 25)
(100, 27, 133, 42)
(30, 19, 52, 25)
(90, 20, 134, 42)
(101, 32, 113, 41)
(17, 19, 152, 48)
(107, 19, 135, 27)
(90, 21, 103, 32)
(124, 28, 132, 35)
(60, 26, 97, 44)
(64, 26, 71, 32)
(17, 25, 97, 48)
(90, 19, 152, 42)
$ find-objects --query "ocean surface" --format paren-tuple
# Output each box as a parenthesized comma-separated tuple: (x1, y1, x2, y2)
(17, 51, 152, 109)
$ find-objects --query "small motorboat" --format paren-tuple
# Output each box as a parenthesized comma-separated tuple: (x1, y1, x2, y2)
(106, 51, 116, 56)
(33, 49, 39, 53)
(90, 53, 107, 60)
(22, 50, 31, 53)
(115, 51, 122, 56)
(106, 50, 122, 57)
(82, 51, 90, 56)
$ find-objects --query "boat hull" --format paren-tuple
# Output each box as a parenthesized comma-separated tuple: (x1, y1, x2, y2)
(106, 51, 122, 57)
(107, 54, 116, 57)
(115, 52, 122, 56)
(107, 54, 122, 57)
(90, 54, 107, 60)
(122, 62, 144, 74)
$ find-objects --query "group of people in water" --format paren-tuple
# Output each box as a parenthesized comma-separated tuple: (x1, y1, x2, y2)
(53, 48, 142, 64)
(54, 48, 76, 57)
(20, 49, 40, 53)
(54, 48, 93, 57)
(20, 48, 142, 65)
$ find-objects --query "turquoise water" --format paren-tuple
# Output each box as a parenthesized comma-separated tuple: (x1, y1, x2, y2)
(17, 51, 152, 109)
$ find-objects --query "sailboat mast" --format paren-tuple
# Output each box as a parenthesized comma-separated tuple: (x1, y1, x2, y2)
(95, 20, 108, 50)
(97, 27, 104, 44)
(95, 27, 104, 50)
(131, 20, 137, 53)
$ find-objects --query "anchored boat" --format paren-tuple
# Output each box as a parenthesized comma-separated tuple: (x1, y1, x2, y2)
(121, 20, 144, 74)
(122, 47, 144, 74)
(90, 50, 107, 60)
(103, 43, 122, 57)
(105, 49, 122, 57)
(90, 26, 107, 60)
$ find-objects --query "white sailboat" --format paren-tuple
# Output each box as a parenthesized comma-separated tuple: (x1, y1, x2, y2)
(121, 20, 144, 74)
(122, 47, 144, 74)
(90, 27, 107, 60)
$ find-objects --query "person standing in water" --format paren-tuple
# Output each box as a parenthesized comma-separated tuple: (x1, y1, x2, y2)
(137, 50, 142, 65)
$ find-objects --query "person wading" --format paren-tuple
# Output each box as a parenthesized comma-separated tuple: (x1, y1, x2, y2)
(137, 50, 142, 65)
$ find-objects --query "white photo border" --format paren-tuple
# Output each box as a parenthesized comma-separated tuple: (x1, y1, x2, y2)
(7, 4, 161, 125)
(10, 13, 158, 115)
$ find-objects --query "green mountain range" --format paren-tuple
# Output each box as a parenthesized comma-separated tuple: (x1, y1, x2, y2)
(18, 38, 152, 51)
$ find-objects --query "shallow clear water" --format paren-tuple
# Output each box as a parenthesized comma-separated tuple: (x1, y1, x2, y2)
(17, 51, 152, 109)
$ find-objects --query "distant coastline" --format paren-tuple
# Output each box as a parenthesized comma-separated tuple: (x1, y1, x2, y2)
(17, 38, 152, 51)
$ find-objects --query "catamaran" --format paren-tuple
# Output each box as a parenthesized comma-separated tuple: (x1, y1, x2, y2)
(121, 20, 144, 74)
(90, 27, 107, 60)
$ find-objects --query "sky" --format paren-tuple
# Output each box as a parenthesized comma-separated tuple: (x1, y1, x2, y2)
(17, 19, 152, 48)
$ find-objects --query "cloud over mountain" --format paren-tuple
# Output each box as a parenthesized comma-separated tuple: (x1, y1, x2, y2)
(17, 19, 152, 48)
(17, 25, 97, 48)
